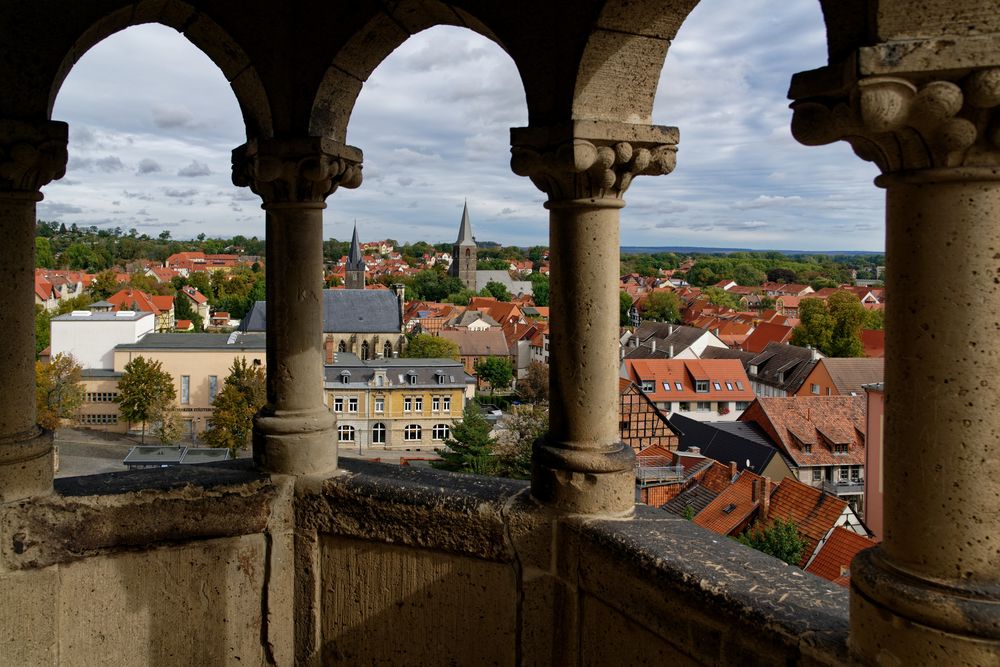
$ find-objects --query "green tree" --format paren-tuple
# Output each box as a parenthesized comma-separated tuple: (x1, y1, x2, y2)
(480, 280, 512, 301)
(791, 298, 834, 353)
(444, 288, 477, 306)
(642, 291, 681, 322)
(528, 273, 550, 307)
(403, 333, 460, 360)
(863, 307, 884, 330)
(475, 356, 513, 397)
(202, 357, 266, 455)
(493, 404, 548, 479)
(737, 518, 806, 566)
(703, 286, 741, 311)
(150, 403, 183, 445)
(731, 262, 766, 286)
(619, 291, 634, 327)
(89, 269, 121, 299)
(433, 404, 496, 475)
(35, 237, 55, 268)
(35, 353, 84, 430)
(34, 306, 52, 358)
(116, 356, 176, 443)
(826, 291, 866, 357)
(61, 242, 101, 271)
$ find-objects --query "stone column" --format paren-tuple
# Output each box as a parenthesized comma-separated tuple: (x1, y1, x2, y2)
(233, 137, 362, 475)
(792, 68, 1000, 663)
(511, 121, 677, 513)
(0, 119, 67, 502)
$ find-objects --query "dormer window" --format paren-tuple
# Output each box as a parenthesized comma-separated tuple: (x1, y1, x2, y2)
(435, 371, 445, 385)
(749, 365, 758, 376)
(407, 371, 418, 386)
(695, 381, 709, 393)
(340, 371, 351, 385)
(641, 380, 654, 393)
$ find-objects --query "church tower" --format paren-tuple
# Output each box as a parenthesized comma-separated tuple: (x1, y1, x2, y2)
(345, 222, 366, 290)
(449, 201, 477, 290)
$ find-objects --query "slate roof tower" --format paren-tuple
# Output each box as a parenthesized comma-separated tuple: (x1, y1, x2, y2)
(345, 222, 365, 290)
(449, 201, 477, 291)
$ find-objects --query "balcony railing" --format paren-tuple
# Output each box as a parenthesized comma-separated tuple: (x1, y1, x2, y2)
(821, 479, 864, 496)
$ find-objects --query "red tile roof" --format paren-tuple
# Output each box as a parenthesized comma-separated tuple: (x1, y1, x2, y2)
(623, 358, 754, 402)
(693, 471, 762, 536)
(742, 322, 793, 353)
(805, 525, 876, 586)
(739, 396, 866, 468)
(765, 477, 849, 567)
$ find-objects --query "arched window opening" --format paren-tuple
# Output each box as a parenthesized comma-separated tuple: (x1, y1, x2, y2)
(338, 340, 347, 353)
(404, 424, 422, 441)
(338, 425, 356, 442)
(372, 422, 386, 444)
(361, 341, 370, 360)
(432, 424, 450, 441)
(383, 341, 393, 358)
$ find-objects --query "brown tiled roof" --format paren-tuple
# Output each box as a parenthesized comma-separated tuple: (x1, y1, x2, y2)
(861, 329, 884, 358)
(661, 484, 719, 518)
(742, 322, 793, 353)
(693, 471, 762, 536)
(817, 358, 884, 395)
(805, 525, 876, 586)
(696, 460, 737, 493)
(624, 359, 754, 402)
(740, 396, 866, 468)
(765, 478, 848, 567)
(438, 329, 510, 357)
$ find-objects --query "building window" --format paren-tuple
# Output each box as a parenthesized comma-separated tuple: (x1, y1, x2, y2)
(661, 382, 671, 392)
(812, 468, 822, 481)
(334, 397, 344, 412)
(361, 341, 370, 360)
(404, 424, 422, 441)
(372, 422, 386, 444)
(696, 401, 711, 411)
(435, 371, 446, 385)
(804, 444, 812, 453)
(414, 397, 423, 412)
(735, 381, 745, 390)
(443, 396, 451, 412)
(338, 425, 355, 442)
(678, 401, 691, 411)
(725, 382, 733, 391)
(432, 424, 450, 440)
(811, 383, 820, 395)
(209, 375, 218, 401)
(384, 341, 393, 358)
(404, 397, 412, 412)
(408, 372, 417, 385)
(735, 401, 750, 411)
(674, 382, 683, 391)
(337, 340, 346, 353)
(851, 466, 861, 482)
(695, 380, 709, 393)
(375, 374, 384, 387)
(348, 397, 358, 413)
(374, 397, 384, 412)
(432, 397, 441, 411)
(840, 467, 849, 482)
(340, 371, 351, 385)
(713, 382, 721, 390)
(86, 392, 119, 403)
(641, 380, 654, 393)
(80, 414, 118, 425)
(181, 375, 190, 404)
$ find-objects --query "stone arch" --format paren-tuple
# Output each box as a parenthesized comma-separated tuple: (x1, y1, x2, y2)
(572, 0, 700, 124)
(309, 2, 519, 142)
(46, 0, 272, 138)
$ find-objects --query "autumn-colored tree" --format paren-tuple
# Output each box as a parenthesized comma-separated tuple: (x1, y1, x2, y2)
(492, 404, 547, 479)
(35, 353, 85, 430)
(116, 356, 176, 443)
(518, 361, 549, 403)
(202, 357, 266, 455)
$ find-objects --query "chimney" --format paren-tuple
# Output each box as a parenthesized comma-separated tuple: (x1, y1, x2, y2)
(668, 324, 674, 335)
(651, 340, 656, 353)
(668, 344, 674, 358)
(760, 478, 772, 521)
(811, 345, 821, 361)
(728, 461, 738, 479)
(324, 336, 334, 364)
(688, 446, 701, 455)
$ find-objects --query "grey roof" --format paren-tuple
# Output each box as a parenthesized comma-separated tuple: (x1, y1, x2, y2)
(448, 310, 499, 328)
(81, 368, 123, 378)
(700, 347, 756, 363)
(668, 413, 789, 475)
(347, 223, 365, 271)
(745, 342, 818, 394)
(625, 323, 709, 359)
(123, 446, 230, 467)
(324, 352, 472, 388)
(661, 484, 719, 517)
(438, 328, 509, 356)
(819, 358, 884, 395)
(52, 311, 152, 322)
(242, 289, 402, 334)
(455, 201, 475, 246)
(116, 332, 266, 351)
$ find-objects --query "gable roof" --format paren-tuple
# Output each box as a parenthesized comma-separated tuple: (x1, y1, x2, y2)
(804, 525, 876, 586)
(765, 478, 850, 567)
(692, 471, 763, 536)
(742, 322, 794, 353)
(624, 358, 754, 402)
(242, 289, 402, 333)
(668, 413, 789, 476)
(815, 358, 884, 395)
(745, 342, 818, 394)
(438, 328, 509, 356)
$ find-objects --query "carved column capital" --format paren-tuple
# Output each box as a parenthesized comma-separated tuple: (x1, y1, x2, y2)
(510, 121, 678, 202)
(232, 137, 363, 206)
(0, 119, 68, 195)
(791, 67, 1000, 175)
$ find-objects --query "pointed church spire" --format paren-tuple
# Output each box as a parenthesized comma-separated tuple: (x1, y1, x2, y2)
(455, 200, 475, 246)
(347, 221, 363, 269)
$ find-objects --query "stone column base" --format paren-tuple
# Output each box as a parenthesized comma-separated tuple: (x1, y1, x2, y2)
(253, 409, 337, 476)
(530, 438, 635, 515)
(0, 429, 53, 503)
(850, 548, 1000, 665)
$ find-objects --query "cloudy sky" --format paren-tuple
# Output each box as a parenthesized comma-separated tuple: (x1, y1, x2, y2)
(45, 1, 884, 251)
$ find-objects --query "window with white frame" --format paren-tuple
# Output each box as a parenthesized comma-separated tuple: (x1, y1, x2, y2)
(372, 422, 386, 444)
(404, 397, 412, 412)
(641, 380, 654, 393)
(348, 397, 358, 413)
(404, 424, 422, 441)
(334, 397, 344, 412)
(432, 424, 450, 440)
(812, 468, 822, 481)
(338, 425, 355, 442)
(443, 396, 451, 412)
(432, 397, 440, 411)
(696, 401, 711, 411)
(695, 380, 709, 393)
(414, 397, 423, 411)
(374, 397, 384, 412)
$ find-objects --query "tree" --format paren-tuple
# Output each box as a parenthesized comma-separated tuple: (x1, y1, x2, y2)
(731, 262, 766, 286)
(89, 269, 121, 299)
(35, 353, 84, 430)
(444, 288, 477, 306)
(433, 404, 496, 475)
(202, 357, 266, 455)
(35, 237, 55, 268)
(528, 273, 550, 307)
(792, 293, 866, 357)
(703, 287, 741, 311)
(767, 268, 797, 284)
(475, 356, 513, 397)
(642, 291, 681, 322)
(518, 361, 549, 403)
(403, 333, 460, 360)
(791, 298, 834, 354)
(863, 308, 884, 330)
(492, 404, 548, 479)
(619, 291, 634, 327)
(34, 306, 52, 358)
(116, 356, 176, 443)
(480, 280, 512, 302)
(737, 518, 806, 566)
(150, 404, 182, 445)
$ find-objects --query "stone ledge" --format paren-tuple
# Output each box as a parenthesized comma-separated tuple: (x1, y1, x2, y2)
(572, 506, 851, 665)
(1, 460, 275, 570)
(300, 459, 527, 561)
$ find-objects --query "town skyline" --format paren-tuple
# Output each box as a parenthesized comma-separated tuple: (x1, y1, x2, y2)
(43, 0, 884, 251)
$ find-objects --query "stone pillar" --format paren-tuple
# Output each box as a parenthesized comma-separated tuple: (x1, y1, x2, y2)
(511, 121, 677, 513)
(0, 119, 67, 502)
(792, 67, 1000, 663)
(233, 137, 362, 475)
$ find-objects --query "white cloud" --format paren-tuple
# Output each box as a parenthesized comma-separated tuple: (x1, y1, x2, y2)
(177, 161, 212, 177)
